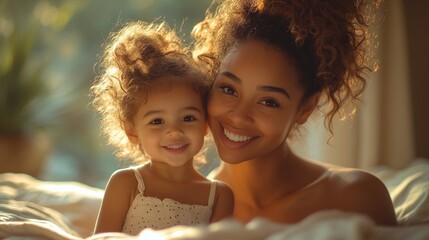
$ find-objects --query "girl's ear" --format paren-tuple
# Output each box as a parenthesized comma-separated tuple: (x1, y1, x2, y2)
(124, 122, 139, 144)
(296, 93, 320, 125)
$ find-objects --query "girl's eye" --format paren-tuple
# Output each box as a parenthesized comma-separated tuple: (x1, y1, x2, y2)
(183, 115, 196, 122)
(260, 99, 280, 108)
(220, 85, 237, 96)
(150, 119, 164, 125)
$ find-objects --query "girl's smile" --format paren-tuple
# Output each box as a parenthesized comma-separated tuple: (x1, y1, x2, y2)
(129, 81, 207, 167)
(163, 143, 189, 154)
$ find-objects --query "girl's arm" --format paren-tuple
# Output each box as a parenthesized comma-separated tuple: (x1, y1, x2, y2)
(93, 169, 135, 234)
(210, 181, 234, 222)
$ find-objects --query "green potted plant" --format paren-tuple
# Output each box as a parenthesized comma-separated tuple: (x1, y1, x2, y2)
(0, 0, 86, 178)
(0, 30, 80, 179)
(0, 27, 54, 177)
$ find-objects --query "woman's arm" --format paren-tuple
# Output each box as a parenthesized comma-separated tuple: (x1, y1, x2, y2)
(93, 169, 135, 234)
(210, 181, 234, 222)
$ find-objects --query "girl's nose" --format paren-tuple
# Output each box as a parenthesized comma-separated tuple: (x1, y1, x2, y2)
(165, 124, 184, 137)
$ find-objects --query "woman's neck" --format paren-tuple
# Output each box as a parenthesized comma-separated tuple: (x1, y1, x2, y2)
(218, 143, 303, 208)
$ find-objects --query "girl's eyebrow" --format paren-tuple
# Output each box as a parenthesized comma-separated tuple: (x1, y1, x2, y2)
(220, 71, 241, 83)
(183, 106, 203, 113)
(143, 110, 162, 118)
(220, 71, 291, 99)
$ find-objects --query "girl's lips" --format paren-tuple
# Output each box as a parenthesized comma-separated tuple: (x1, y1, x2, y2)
(163, 143, 188, 154)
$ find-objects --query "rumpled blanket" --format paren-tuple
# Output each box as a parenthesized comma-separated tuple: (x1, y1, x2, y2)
(1, 159, 429, 240)
(86, 211, 429, 240)
(0, 199, 80, 240)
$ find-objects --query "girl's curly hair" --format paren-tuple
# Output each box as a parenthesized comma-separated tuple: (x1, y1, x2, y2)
(192, 0, 380, 134)
(91, 21, 209, 163)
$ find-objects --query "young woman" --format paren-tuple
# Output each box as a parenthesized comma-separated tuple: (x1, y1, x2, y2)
(192, 0, 397, 226)
(91, 21, 233, 235)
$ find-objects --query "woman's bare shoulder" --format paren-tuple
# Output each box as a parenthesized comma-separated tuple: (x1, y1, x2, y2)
(310, 161, 384, 188)
(324, 166, 397, 226)
(325, 166, 384, 191)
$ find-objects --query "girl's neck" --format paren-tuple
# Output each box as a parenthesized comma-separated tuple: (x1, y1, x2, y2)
(148, 160, 200, 182)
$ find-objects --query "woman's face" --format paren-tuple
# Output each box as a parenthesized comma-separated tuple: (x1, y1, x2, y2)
(208, 40, 314, 164)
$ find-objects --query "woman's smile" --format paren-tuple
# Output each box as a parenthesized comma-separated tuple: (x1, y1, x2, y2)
(224, 128, 253, 142)
(218, 122, 258, 149)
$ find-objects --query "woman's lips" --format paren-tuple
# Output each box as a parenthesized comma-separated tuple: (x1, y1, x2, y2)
(223, 128, 253, 142)
(219, 124, 257, 149)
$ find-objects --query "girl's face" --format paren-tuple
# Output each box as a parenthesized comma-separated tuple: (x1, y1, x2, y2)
(208, 40, 316, 164)
(127, 81, 207, 167)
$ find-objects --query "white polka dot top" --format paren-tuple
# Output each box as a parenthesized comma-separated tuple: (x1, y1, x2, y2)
(122, 168, 217, 235)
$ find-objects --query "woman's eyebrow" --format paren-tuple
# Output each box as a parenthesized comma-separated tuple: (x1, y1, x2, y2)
(259, 86, 291, 99)
(220, 71, 291, 99)
(220, 71, 241, 83)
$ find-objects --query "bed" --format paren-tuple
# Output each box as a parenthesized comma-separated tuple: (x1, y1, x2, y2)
(1, 159, 429, 240)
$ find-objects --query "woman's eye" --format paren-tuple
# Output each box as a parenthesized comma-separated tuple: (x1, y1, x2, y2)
(220, 85, 237, 96)
(150, 119, 164, 125)
(183, 115, 196, 122)
(260, 99, 279, 108)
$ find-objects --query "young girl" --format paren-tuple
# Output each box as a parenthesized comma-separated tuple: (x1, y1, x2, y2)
(192, 0, 397, 225)
(91, 21, 234, 235)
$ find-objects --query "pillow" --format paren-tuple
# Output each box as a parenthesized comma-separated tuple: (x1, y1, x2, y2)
(373, 159, 429, 225)
(0, 173, 103, 237)
(0, 199, 79, 239)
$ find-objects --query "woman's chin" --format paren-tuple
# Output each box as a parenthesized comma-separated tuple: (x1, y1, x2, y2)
(218, 152, 248, 165)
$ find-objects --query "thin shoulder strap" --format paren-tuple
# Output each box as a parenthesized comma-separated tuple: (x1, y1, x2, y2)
(207, 180, 218, 208)
(131, 168, 145, 194)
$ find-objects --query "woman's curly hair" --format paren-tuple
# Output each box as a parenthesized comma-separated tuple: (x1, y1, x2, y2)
(91, 21, 210, 163)
(192, 0, 380, 134)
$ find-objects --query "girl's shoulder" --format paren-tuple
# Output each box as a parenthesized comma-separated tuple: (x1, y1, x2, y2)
(210, 180, 234, 222)
(214, 180, 233, 197)
(105, 167, 141, 193)
(109, 166, 140, 180)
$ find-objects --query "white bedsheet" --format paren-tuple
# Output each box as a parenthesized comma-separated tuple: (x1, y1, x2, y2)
(0, 173, 103, 238)
(1, 159, 429, 240)
(371, 158, 429, 224)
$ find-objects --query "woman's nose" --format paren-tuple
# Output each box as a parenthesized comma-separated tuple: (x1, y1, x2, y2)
(227, 101, 253, 124)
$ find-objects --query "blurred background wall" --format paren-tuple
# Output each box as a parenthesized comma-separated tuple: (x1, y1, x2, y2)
(290, 0, 429, 170)
(403, 1, 429, 160)
(0, 0, 212, 188)
(1, 0, 428, 189)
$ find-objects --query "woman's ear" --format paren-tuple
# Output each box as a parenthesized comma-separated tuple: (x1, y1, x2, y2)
(124, 122, 139, 144)
(296, 93, 320, 125)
